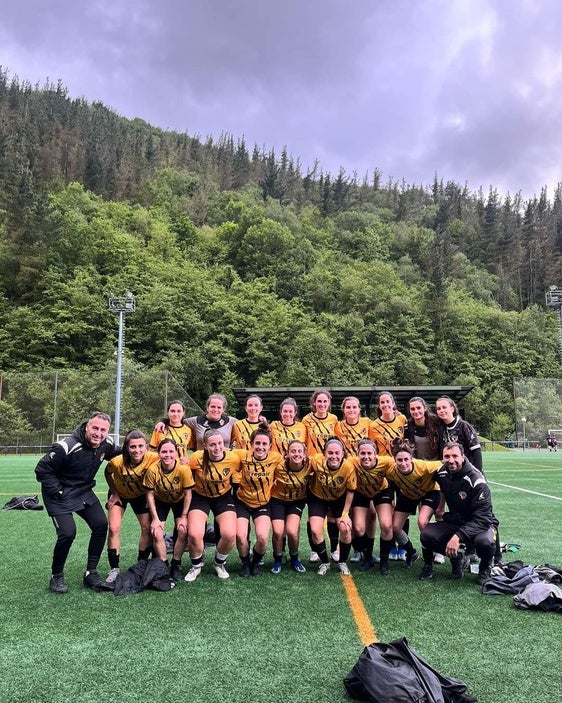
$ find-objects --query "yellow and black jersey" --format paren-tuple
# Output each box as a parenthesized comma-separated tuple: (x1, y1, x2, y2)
(335, 418, 372, 456)
(143, 461, 195, 504)
(231, 419, 262, 450)
(369, 413, 407, 456)
(231, 449, 284, 508)
(302, 413, 338, 456)
(269, 420, 307, 456)
(189, 450, 240, 498)
(149, 424, 194, 460)
(105, 451, 159, 500)
(386, 459, 441, 501)
(351, 455, 392, 498)
(271, 459, 311, 502)
(308, 454, 357, 501)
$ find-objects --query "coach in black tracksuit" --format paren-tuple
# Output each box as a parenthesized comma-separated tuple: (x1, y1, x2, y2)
(419, 442, 495, 584)
(35, 412, 120, 594)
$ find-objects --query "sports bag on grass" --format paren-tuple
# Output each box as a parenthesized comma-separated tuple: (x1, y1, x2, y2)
(2, 494, 43, 510)
(344, 636, 477, 703)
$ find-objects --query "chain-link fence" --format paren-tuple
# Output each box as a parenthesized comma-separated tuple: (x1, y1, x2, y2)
(0, 365, 202, 452)
(513, 377, 562, 448)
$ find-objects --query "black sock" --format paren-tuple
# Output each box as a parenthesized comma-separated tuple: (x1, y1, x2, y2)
(327, 521, 339, 552)
(380, 538, 395, 560)
(339, 542, 351, 563)
(138, 548, 151, 561)
(108, 548, 119, 569)
(251, 549, 265, 567)
(314, 540, 329, 564)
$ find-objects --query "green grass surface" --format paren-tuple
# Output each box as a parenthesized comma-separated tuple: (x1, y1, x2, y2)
(1, 451, 561, 703)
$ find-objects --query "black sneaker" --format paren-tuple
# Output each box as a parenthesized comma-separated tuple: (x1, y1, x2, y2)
(239, 562, 251, 578)
(170, 564, 182, 581)
(50, 573, 69, 594)
(405, 550, 419, 569)
(250, 563, 262, 577)
(419, 564, 435, 580)
(359, 556, 375, 571)
(379, 559, 390, 576)
(83, 570, 102, 589)
(477, 567, 491, 585)
(451, 555, 468, 580)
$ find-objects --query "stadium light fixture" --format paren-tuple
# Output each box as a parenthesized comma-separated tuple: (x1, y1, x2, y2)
(108, 293, 136, 443)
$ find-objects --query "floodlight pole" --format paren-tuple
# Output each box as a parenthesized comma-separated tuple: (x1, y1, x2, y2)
(109, 293, 136, 444)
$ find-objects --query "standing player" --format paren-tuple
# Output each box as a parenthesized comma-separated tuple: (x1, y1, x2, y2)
(104, 430, 159, 582)
(302, 389, 338, 456)
(270, 439, 311, 574)
(35, 412, 120, 593)
(335, 396, 373, 456)
(232, 423, 284, 576)
(184, 429, 239, 581)
(369, 391, 407, 456)
(231, 394, 266, 450)
(308, 437, 356, 575)
(270, 397, 308, 456)
(149, 400, 193, 463)
(144, 438, 194, 581)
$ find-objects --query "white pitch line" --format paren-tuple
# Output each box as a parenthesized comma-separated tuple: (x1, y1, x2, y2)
(488, 481, 562, 502)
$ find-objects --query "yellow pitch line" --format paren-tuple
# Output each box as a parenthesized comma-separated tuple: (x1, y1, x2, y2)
(341, 574, 378, 646)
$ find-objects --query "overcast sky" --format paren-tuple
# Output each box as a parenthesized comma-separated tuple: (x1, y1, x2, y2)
(2, 0, 562, 200)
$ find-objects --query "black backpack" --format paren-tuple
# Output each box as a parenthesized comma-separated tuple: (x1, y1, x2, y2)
(2, 494, 44, 511)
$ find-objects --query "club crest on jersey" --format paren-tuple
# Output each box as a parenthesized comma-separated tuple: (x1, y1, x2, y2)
(223, 469, 230, 476)
(173, 477, 180, 485)
(458, 491, 467, 500)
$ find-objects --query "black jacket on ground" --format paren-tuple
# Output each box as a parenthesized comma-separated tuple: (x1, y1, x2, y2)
(35, 423, 120, 516)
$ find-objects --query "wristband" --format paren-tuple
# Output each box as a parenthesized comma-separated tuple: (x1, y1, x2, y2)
(342, 511, 349, 518)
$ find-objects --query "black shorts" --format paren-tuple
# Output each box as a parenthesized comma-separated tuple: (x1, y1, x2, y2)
(307, 492, 347, 519)
(154, 498, 185, 522)
(106, 490, 149, 515)
(234, 494, 270, 521)
(270, 496, 306, 521)
(395, 489, 441, 515)
(190, 490, 236, 517)
(352, 486, 394, 509)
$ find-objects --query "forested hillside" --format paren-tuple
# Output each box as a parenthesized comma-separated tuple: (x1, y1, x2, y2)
(1, 70, 561, 439)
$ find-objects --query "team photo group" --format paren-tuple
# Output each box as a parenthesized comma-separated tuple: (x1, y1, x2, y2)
(34, 389, 500, 594)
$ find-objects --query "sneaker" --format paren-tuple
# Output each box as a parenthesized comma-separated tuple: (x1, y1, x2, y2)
(331, 550, 340, 563)
(239, 562, 251, 578)
(397, 549, 407, 561)
(433, 553, 445, 564)
(451, 555, 468, 580)
(405, 551, 419, 569)
(50, 573, 68, 594)
(170, 563, 182, 581)
(477, 567, 492, 585)
(419, 564, 435, 580)
(317, 562, 330, 576)
(389, 547, 399, 560)
(372, 553, 381, 564)
(184, 564, 202, 582)
(291, 559, 306, 573)
(271, 561, 282, 574)
(105, 567, 120, 583)
(379, 559, 390, 576)
(213, 562, 229, 580)
(350, 550, 362, 563)
(250, 563, 262, 577)
(83, 570, 102, 589)
(309, 551, 320, 563)
(339, 562, 351, 575)
(359, 557, 375, 571)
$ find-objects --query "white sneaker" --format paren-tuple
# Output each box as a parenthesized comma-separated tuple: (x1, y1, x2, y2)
(339, 562, 351, 576)
(309, 551, 320, 563)
(184, 564, 203, 582)
(105, 567, 120, 583)
(433, 553, 445, 564)
(213, 562, 229, 580)
(317, 562, 330, 576)
(331, 550, 340, 563)
(350, 551, 362, 563)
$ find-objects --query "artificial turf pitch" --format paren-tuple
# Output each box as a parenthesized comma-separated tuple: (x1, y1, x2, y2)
(0, 450, 560, 703)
